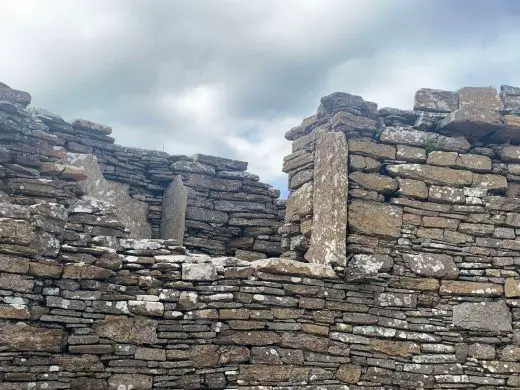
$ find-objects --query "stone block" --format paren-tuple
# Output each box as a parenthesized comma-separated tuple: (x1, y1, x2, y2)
(108, 374, 152, 390)
(403, 253, 458, 279)
(396, 144, 426, 162)
(387, 163, 473, 187)
(380, 127, 471, 152)
(429, 186, 465, 203)
(336, 364, 362, 383)
(349, 200, 403, 238)
(414, 88, 458, 112)
(305, 132, 348, 266)
(397, 178, 428, 199)
(285, 182, 312, 222)
(453, 301, 511, 331)
(0, 322, 64, 352)
(350, 171, 398, 194)
(160, 175, 187, 242)
(458, 86, 502, 110)
(375, 292, 416, 308)
(440, 281, 503, 296)
(348, 138, 396, 160)
(182, 263, 217, 281)
(94, 315, 158, 344)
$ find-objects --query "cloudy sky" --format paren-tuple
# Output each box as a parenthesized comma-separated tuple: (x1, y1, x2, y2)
(2, 0, 520, 196)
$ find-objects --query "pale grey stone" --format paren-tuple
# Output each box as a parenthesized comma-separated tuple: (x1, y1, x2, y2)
(67, 153, 151, 238)
(182, 263, 217, 281)
(403, 253, 459, 279)
(453, 302, 512, 331)
(161, 175, 187, 243)
(305, 132, 348, 266)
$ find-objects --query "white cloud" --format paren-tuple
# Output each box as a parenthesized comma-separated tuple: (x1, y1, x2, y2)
(2, 0, 520, 190)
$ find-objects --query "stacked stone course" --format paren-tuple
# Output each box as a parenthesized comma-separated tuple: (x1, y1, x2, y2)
(8, 78, 520, 388)
(0, 82, 283, 259)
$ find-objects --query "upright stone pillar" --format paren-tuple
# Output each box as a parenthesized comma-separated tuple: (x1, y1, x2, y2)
(305, 132, 348, 266)
(161, 175, 188, 244)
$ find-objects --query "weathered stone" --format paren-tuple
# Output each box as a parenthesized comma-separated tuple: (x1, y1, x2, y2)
(501, 146, 520, 162)
(350, 171, 398, 194)
(285, 182, 312, 221)
(403, 253, 459, 279)
(427, 151, 458, 167)
(473, 174, 507, 192)
(305, 132, 348, 266)
(182, 263, 217, 281)
(349, 154, 382, 172)
(348, 138, 396, 160)
(396, 145, 426, 162)
(387, 164, 473, 187)
(282, 150, 314, 172)
(349, 200, 403, 238)
(457, 153, 492, 172)
(345, 254, 393, 282)
(67, 153, 151, 238)
(370, 339, 420, 357)
(161, 175, 187, 243)
(238, 364, 310, 382)
(0, 273, 34, 292)
(0, 322, 64, 352)
(429, 186, 465, 203)
(414, 88, 458, 113)
(108, 374, 152, 390)
(380, 127, 471, 152)
(459, 86, 502, 110)
(193, 153, 247, 171)
(63, 264, 115, 280)
(452, 301, 512, 331)
(439, 106, 503, 138)
(289, 168, 313, 189)
(440, 281, 503, 296)
(336, 364, 362, 383)
(70, 378, 108, 390)
(397, 178, 428, 199)
(249, 258, 337, 279)
(128, 300, 164, 316)
(506, 278, 520, 298)
(376, 292, 417, 308)
(186, 206, 228, 224)
(217, 331, 281, 346)
(94, 315, 158, 344)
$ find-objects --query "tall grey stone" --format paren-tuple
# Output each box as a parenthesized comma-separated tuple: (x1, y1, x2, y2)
(305, 132, 348, 266)
(161, 175, 187, 243)
(67, 153, 152, 238)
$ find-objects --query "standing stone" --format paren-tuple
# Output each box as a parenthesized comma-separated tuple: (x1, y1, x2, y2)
(161, 175, 187, 243)
(305, 132, 348, 266)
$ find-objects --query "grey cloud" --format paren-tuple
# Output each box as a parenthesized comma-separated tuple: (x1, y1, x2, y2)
(2, 0, 520, 185)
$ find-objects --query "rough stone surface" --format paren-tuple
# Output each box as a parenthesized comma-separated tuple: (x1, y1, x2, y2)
(160, 175, 187, 242)
(305, 132, 348, 266)
(349, 200, 403, 238)
(414, 88, 459, 112)
(453, 302, 512, 331)
(67, 153, 152, 238)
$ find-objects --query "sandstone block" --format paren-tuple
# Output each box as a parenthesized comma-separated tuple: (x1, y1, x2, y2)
(350, 171, 398, 194)
(428, 185, 465, 203)
(440, 281, 503, 296)
(380, 127, 471, 152)
(306, 132, 348, 266)
(458, 86, 502, 110)
(0, 322, 64, 352)
(108, 374, 152, 390)
(285, 182, 312, 222)
(396, 144, 426, 162)
(94, 315, 158, 344)
(427, 151, 458, 167)
(370, 339, 420, 357)
(403, 253, 459, 279)
(348, 138, 396, 160)
(453, 301, 511, 331)
(414, 88, 458, 112)
(506, 278, 520, 298)
(349, 200, 403, 238)
(397, 178, 428, 199)
(182, 263, 217, 281)
(336, 364, 362, 383)
(387, 163, 473, 187)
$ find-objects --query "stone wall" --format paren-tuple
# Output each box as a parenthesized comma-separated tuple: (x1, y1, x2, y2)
(0, 82, 283, 259)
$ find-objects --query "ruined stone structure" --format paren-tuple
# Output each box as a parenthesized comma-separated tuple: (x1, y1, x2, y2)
(4, 80, 520, 389)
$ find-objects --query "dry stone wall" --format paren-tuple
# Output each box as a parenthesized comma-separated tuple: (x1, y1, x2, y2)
(0, 81, 283, 259)
(278, 85, 520, 388)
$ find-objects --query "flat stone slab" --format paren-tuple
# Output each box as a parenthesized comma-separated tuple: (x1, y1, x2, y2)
(453, 301, 512, 332)
(249, 258, 337, 279)
(349, 199, 403, 238)
(414, 88, 458, 113)
(305, 132, 348, 266)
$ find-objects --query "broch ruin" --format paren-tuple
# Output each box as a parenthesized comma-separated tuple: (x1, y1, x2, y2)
(3, 80, 520, 389)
